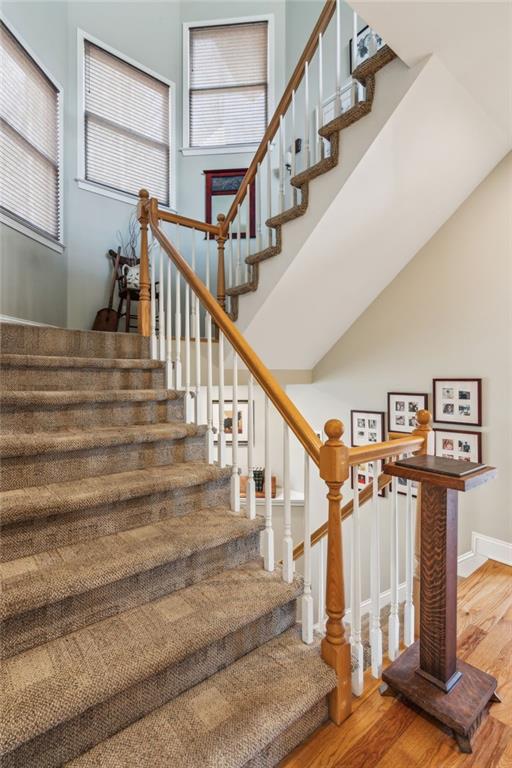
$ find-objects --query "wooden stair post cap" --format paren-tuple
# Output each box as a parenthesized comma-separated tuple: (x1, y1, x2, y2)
(324, 419, 344, 441)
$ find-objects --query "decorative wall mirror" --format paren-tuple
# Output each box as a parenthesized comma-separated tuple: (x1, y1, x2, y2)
(204, 168, 256, 238)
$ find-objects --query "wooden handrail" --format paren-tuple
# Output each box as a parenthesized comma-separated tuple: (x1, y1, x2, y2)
(158, 209, 220, 237)
(220, 0, 337, 235)
(146, 195, 322, 465)
(292, 472, 392, 561)
(348, 435, 424, 465)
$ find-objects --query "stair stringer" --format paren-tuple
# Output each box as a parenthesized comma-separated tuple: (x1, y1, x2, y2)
(240, 54, 510, 369)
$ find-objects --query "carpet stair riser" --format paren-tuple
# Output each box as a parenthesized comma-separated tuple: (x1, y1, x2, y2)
(0, 434, 206, 491)
(243, 699, 328, 768)
(0, 324, 150, 359)
(2, 530, 261, 659)
(1, 476, 231, 562)
(0, 398, 185, 433)
(0, 366, 165, 391)
(3, 602, 297, 768)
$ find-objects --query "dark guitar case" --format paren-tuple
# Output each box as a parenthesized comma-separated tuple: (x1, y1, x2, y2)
(92, 248, 121, 332)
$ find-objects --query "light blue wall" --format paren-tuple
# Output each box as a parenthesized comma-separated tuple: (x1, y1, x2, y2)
(1, 0, 355, 329)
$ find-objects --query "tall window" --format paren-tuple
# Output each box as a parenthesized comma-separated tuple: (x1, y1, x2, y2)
(186, 20, 269, 150)
(82, 38, 171, 206)
(0, 21, 61, 242)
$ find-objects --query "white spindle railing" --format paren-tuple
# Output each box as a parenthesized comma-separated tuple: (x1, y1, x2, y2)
(217, 331, 226, 467)
(302, 453, 314, 643)
(404, 476, 415, 646)
(350, 466, 364, 696)
(370, 459, 383, 677)
(388, 474, 400, 660)
(174, 225, 182, 390)
(262, 394, 274, 571)
(282, 424, 293, 583)
(246, 373, 256, 519)
(231, 353, 240, 512)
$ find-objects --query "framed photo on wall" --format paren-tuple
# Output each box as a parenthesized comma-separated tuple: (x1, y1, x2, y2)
(435, 429, 482, 464)
(204, 168, 255, 238)
(433, 378, 482, 426)
(349, 25, 384, 73)
(387, 392, 428, 434)
(212, 399, 253, 445)
(350, 410, 385, 493)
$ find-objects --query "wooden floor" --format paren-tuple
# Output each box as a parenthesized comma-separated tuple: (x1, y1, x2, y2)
(281, 560, 512, 768)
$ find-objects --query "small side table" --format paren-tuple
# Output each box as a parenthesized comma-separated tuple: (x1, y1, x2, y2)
(381, 456, 499, 753)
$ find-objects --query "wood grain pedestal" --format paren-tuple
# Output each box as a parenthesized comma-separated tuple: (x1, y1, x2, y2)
(381, 459, 499, 753)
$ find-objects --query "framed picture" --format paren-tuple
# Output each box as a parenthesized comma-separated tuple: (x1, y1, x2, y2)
(350, 410, 385, 493)
(388, 392, 428, 434)
(435, 429, 482, 464)
(204, 168, 255, 238)
(212, 400, 253, 445)
(433, 379, 482, 426)
(349, 25, 384, 73)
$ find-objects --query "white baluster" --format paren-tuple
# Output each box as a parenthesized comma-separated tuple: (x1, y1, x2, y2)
(317, 536, 326, 630)
(318, 32, 324, 144)
(388, 474, 400, 660)
(245, 194, 250, 283)
(192, 229, 201, 423)
(150, 244, 157, 359)
(350, 466, 364, 696)
(404, 476, 415, 646)
(304, 61, 310, 169)
(205, 238, 214, 463)
(158, 244, 165, 361)
(352, 9, 358, 74)
(165, 255, 172, 387)
(246, 373, 256, 519)
(302, 453, 314, 643)
(262, 394, 274, 571)
(174, 224, 182, 389)
(370, 460, 383, 678)
(231, 353, 240, 512)
(236, 205, 242, 285)
(256, 164, 262, 253)
(279, 114, 285, 214)
(282, 423, 293, 583)
(291, 89, 297, 205)
(315, 107, 321, 164)
(336, 0, 342, 115)
(227, 223, 233, 288)
(266, 140, 272, 246)
(217, 331, 226, 467)
(184, 242, 191, 421)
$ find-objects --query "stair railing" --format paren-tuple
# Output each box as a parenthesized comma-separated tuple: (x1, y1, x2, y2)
(136, 0, 389, 327)
(137, 188, 433, 725)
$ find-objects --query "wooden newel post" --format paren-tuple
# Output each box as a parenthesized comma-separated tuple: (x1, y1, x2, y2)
(320, 418, 352, 725)
(215, 213, 227, 312)
(411, 409, 434, 636)
(137, 188, 151, 337)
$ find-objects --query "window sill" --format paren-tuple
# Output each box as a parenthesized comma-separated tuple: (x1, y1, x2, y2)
(0, 213, 64, 254)
(76, 179, 176, 212)
(181, 144, 260, 157)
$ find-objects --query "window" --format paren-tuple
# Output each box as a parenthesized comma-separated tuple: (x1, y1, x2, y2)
(0, 21, 61, 244)
(81, 35, 172, 206)
(185, 19, 270, 151)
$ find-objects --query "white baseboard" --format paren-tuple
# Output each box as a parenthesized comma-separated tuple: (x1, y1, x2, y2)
(0, 313, 56, 327)
(471, 531, 512, 566)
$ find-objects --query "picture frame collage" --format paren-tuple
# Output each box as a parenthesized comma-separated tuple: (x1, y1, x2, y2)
(350, 378, 483, 495)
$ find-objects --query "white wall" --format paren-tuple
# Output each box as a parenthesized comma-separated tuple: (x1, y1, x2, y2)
(289, 152, 512, 554)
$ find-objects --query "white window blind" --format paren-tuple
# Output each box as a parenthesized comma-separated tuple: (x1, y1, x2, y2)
(84, 41, 170, 205)
(189, 21, 268, 148)
(0, 22, 60, 241)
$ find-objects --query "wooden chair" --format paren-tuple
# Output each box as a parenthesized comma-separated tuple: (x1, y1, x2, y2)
(109, 250, 159, 333)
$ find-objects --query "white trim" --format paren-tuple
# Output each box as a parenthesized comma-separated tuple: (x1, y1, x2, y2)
(76, 29, 176, 210)
(0, 214, 64, 254)
(457, 550, 487, 578)
(182, 13, 275, 153)
(472, 531, 512, 566)
(0, 313, 57, 327)
(181, 144, 261, 157)
(0, 15, 64, 248)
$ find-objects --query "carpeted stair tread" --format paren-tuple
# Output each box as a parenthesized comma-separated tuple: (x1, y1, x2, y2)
(0, 462, 230, 527)
(65, 628, 336, 768)
(0, 389, 184, 407)
(0, 353, 163, 370)
(0, 421, 205, 458)
(0, 508, 264, 621)
(1, 563, 301, 757)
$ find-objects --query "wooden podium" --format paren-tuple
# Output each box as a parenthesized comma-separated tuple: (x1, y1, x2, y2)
(381, 455, 499, 753)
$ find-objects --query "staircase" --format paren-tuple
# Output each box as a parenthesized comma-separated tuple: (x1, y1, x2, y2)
(0, 323, 336, 768)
